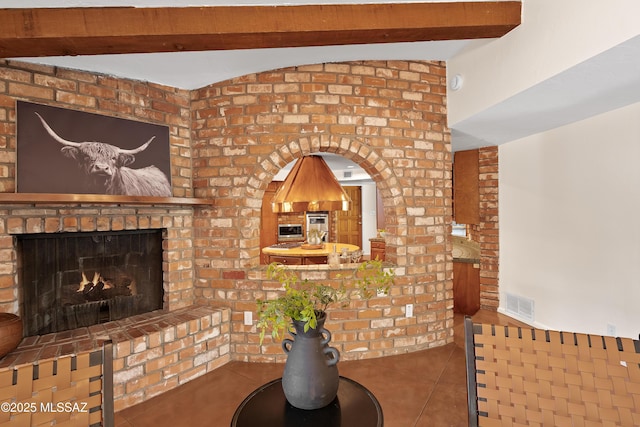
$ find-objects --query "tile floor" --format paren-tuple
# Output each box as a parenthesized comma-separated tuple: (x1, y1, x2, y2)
(115, 310, 528, 427)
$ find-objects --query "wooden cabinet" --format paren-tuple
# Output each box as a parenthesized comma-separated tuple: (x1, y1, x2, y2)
(453, 149, 480, 224)
(268, 255, 303, 265)
(267, 255, 328, 265)
(260, 181, 281, 264)
(453, 261, 480, 315)
(303, 256, 328, 265)
(370, 239, 385, 261)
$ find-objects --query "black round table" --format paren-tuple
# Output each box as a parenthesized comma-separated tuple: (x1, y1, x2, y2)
(231, 376, 383, 427)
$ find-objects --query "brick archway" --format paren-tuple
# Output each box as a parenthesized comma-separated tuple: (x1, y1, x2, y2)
(260, 134, 404, 266)
(191, 60, 453, 361)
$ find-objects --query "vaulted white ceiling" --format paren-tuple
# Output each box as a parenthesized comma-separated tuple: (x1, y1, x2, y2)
(13, 41, 472, 92)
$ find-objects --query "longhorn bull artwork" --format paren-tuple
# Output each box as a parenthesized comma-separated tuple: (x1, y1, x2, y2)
(16, 101, 172, 196)
(34, 113, 171, 197)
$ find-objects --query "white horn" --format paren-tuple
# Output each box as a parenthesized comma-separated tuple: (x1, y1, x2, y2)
(35, 112, 82, 147)
(118, 136, 156, 155)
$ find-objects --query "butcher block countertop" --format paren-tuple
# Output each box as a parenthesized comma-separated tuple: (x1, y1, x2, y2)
(262, 243, 359, 256)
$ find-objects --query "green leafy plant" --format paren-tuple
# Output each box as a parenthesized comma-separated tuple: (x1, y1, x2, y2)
(257, 259, 395, 344)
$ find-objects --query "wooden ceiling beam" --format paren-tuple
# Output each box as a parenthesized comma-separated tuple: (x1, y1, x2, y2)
(0, 2, 520, 58)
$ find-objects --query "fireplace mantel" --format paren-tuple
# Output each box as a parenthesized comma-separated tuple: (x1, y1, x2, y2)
(0, 193, 212, 206)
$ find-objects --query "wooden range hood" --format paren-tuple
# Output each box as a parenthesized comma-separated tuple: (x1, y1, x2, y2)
(271, 156, 351, 213)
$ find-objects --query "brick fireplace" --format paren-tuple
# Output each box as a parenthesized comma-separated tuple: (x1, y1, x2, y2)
(0, 201, 231, 411)
(17, 229, 164, 336)
(0, 59, 238, 411)
(0, 204, 196, 314)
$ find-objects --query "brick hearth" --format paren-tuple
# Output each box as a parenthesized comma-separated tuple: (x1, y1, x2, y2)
(1, 305, 230, 411)
(0, 201, 218, 410)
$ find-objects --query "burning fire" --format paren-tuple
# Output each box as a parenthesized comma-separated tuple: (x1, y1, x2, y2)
(78, 272, 114, 292)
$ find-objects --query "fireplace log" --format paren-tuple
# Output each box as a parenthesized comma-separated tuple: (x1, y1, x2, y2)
(73, 270, 137, 304)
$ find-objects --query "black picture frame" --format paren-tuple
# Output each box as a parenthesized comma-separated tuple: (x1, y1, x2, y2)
(16, 101, 171, 196)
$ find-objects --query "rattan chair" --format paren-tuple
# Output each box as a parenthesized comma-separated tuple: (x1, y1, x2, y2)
(0, 340, 113, 427)
(464, 317, 640, 426)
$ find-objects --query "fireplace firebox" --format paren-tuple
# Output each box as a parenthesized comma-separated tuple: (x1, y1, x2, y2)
(17, 229, 164, 337)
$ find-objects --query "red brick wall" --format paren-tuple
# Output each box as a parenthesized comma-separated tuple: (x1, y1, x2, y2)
(0, 60, 223, 411)
(478, 146, 499, 309)
(469, 146, 499, 309)
(0, 61, 193, 195)
(190, 60, 455, 361)
(0, 60, 196, 314)
(0, 58, 460, 388)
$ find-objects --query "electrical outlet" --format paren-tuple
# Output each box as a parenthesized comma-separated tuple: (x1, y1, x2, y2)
(606, 323, 616, 336)
(405, 303, 414, 318)
(243, 311, 253, 326)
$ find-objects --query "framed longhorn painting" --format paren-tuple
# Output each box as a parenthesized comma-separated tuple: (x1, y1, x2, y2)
(16, 101, 172, 196)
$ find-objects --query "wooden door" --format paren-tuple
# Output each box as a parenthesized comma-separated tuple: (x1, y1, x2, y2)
(453, 149, 480, 224)
(376, 187, 385, 231)
(453, 261, 481, 315)
(336, 186, 362, 246)
(260, 181, 281, 264)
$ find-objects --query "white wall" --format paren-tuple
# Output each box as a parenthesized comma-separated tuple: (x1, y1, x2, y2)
(448, 0, 640, 126)
(360, 183, 378, 255)
(499, 102, 640, 338)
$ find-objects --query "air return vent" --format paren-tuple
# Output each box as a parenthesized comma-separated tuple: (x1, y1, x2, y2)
(343, 171, 352, 178)
(505, 293, 535, 322)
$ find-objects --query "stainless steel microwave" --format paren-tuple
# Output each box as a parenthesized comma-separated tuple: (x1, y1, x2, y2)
(278, 224, 303, 240)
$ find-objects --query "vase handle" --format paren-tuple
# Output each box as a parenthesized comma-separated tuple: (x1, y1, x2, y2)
(324, 346, 340, 367)
(320, 327, 332, 346)
(282, 338, 294, 354)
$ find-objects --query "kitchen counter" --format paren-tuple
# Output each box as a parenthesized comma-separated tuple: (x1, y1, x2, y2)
(262, 243, 360, 266)
(452, 236, 480, 262)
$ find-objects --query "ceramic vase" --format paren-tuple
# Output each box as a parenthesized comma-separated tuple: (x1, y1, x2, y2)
(281, 312, 340, 410)
(0, 313, 23, 358)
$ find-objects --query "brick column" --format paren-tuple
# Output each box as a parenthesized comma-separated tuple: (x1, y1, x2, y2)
(477, 146, 499, 309)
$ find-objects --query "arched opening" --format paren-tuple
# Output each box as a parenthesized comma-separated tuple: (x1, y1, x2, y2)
(260, 152, 384, 264)
(257, 136, 398, 268)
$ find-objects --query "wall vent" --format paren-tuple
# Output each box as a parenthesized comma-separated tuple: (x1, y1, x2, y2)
(343, 170, 352, 178)
(505, 293, 535, 322)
